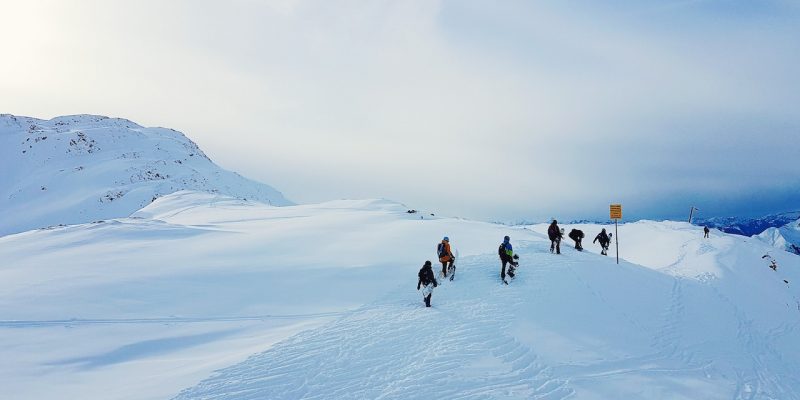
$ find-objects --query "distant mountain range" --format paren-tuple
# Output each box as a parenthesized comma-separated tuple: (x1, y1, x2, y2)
(0, 114, 291, 236)
(694, 211, 800, 236)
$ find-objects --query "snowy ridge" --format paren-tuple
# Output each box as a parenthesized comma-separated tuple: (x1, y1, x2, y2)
(1, 193, 800, 399)
(0, 114, 290, 236)
(696, 211, 800, 237)
(755, 218, 800, 255)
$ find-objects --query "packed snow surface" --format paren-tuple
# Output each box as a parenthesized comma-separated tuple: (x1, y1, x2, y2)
(0, 114, 290, 236)
(1, 192, 799, 399)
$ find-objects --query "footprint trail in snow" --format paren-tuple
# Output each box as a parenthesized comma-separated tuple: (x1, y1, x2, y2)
(174, 252, 573, 400)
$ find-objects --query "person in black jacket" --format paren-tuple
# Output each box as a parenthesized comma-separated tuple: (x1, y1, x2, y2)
(704, 226, 710, 238)
(547, 220, 562, 254)
(568, 229, 584, 251)
(417, 260, 439, 307)
(593, 228, 610, 255)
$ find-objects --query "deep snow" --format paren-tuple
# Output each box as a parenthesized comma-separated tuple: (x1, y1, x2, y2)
(1, 192, 799, 399)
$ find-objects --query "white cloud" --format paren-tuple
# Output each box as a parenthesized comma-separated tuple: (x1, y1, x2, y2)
(1, 0, 798, 221)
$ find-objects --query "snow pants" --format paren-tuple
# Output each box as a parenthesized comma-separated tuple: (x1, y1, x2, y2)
(550, 238, 561, 254)
(441, 260, 453, 277)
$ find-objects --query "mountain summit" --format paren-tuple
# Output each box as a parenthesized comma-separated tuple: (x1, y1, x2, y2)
(0, 114, 290, 236)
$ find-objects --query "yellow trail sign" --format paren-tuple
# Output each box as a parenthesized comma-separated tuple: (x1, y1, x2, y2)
(610, 204, 622, 219)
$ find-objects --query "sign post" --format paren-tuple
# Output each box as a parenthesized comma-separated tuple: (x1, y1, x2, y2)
(688, 206, 699, 223)
(610, 204, 622, 264)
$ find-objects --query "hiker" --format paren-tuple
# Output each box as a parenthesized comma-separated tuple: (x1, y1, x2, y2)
(417, 260, 438, 307)
(568, 229, 584, 251)
(437, 236, 454, 278)
(704, 226, 710, 238)
(593, 228, 611, 255)
(498, 235, 518, 284)
(548, 220, 562, 254)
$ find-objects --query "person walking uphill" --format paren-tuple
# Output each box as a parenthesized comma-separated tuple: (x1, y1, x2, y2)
(548, 220, 562, 254)
(594, 228, 610, 256)
(568, 229, 584, 251)
(704, 226, 710, 238)
(437, 237, 454, 278)
(417, 261, 438, 307)
(499, 236, 518, 284)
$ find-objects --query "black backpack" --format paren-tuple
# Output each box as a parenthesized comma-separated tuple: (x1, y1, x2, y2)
(437, 243, 445, 257)
(498, 243, 505, 257)
(419, 266, 435, 286)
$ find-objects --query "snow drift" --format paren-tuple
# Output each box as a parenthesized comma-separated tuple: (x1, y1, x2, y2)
(0, 114, 290, 236)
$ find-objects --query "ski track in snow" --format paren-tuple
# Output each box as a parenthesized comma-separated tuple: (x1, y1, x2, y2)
(5, 212, 800, 399)
(666, 238, 800, 400)
(173, 252, 575, 400)
(172, 238, 800, 399)
(525, 244, 712, 385)
(714, 283, 800, 400)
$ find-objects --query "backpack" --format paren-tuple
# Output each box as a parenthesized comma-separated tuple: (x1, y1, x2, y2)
(498, 243, 506, 257)
(437, 243, 445, 257)
(419, 266, 435, 286)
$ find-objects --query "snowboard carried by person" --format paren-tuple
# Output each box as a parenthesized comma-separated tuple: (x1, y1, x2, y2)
(417, 260, 439, 307)
(506, 254, 520, 281)
(446, 249, 458, 281)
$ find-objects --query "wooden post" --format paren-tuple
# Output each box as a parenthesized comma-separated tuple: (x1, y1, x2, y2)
(615, 219, 619, 265)
(610, 204, 622, 265)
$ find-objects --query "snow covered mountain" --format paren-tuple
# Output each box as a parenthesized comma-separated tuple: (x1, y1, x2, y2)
(1, 192, 798, 399)
(0, 114, 290, 236)
(696, 211, 800, 236)
(755, 218, 800, 255)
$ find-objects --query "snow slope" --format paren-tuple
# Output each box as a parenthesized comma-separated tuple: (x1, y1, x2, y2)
(1, 193, 799, 399)
(0, 114, 290, 236)
(755, 218, 800, 255)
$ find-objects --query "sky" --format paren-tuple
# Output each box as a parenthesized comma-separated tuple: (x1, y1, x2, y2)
(1, 0, 799, 222)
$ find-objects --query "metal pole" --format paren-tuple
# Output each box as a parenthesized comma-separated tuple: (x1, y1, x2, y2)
(615, 219, 619, 265)
(688, 206, 695, 223)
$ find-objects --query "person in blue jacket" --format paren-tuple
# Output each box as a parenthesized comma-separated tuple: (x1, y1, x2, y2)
(498, 236, 518, 284)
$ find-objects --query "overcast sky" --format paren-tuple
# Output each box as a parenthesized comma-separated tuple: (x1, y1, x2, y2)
(2, 0, 799, 222)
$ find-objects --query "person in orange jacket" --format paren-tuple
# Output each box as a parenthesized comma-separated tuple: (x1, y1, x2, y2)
(437, 236, 454, 278)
